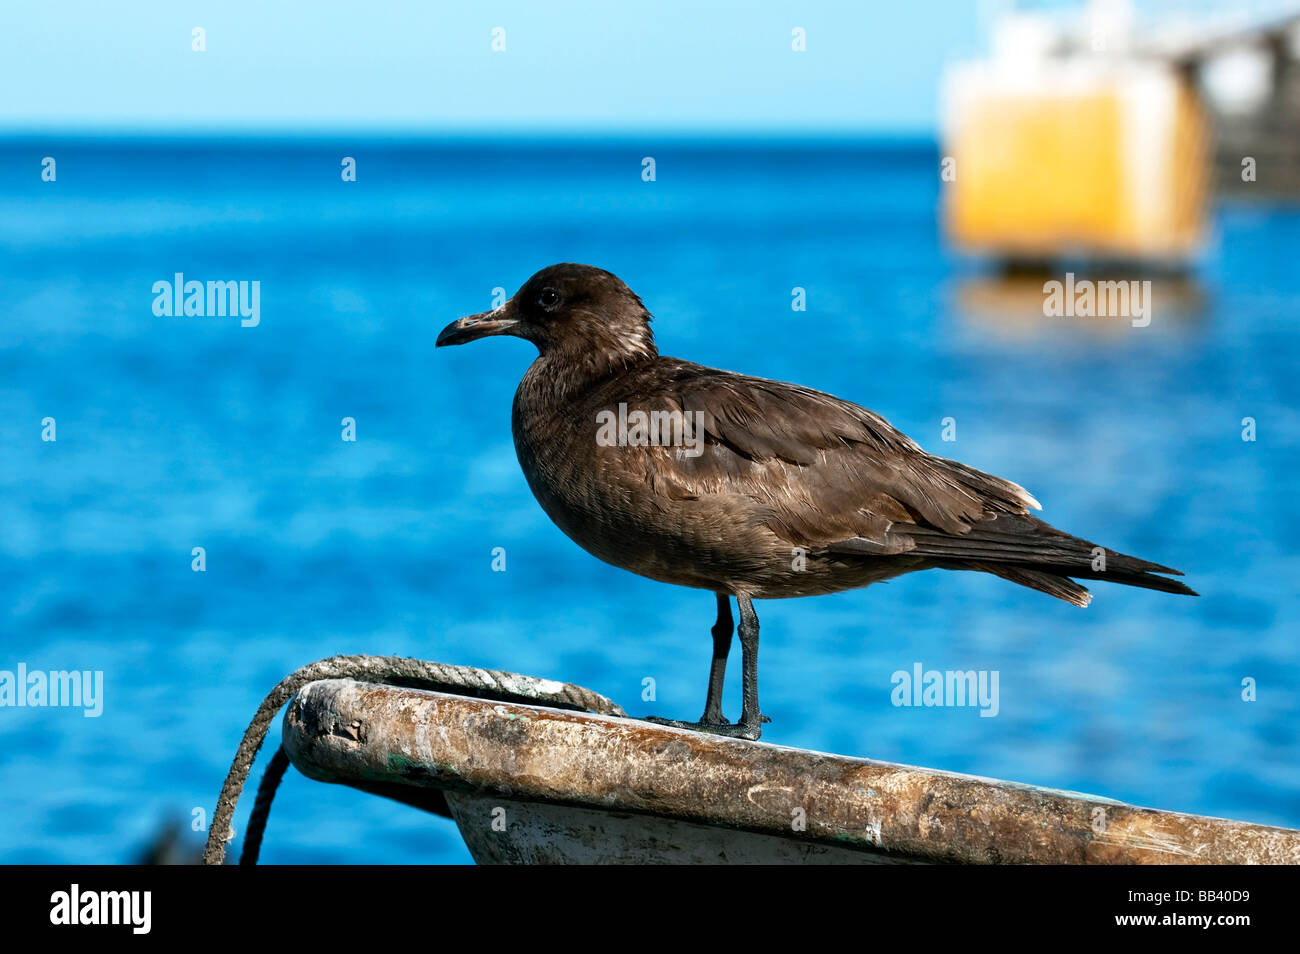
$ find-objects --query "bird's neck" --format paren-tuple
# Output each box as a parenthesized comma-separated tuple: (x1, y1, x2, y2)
(524, 343, 657, 405)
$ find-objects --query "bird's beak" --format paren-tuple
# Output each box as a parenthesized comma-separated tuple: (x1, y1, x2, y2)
(436, 307, 519, 348)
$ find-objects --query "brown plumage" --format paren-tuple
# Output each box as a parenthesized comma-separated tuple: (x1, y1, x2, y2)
(437, 263, 1196, 739)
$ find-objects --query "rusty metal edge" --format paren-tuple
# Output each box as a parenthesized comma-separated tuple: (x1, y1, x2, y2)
(280, 678, 1300, 865)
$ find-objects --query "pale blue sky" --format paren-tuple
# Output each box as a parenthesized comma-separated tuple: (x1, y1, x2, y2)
(1, 1, 985, 134)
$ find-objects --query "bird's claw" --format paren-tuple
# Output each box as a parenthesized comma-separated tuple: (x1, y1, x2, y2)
(642, 715, 764, 740)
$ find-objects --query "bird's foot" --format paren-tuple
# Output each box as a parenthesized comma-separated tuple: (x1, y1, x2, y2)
(642, 713, 767, 741)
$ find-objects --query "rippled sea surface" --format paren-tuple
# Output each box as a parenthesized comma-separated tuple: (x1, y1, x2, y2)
(1, 138, 1297, 863)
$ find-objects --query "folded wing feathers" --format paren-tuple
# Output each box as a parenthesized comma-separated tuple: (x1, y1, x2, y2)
(620, 360, 1191, 603)
(677, 368, 1038, 537)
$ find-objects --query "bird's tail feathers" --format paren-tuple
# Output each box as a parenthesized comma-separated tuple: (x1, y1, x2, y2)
(907, 513, 1198, 603)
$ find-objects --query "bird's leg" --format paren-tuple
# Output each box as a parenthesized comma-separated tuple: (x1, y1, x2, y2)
(724, 595, 766, 740)
(645, 593, 732, 731)
(644, 593, 767, 741)
(700, 593, 733, 724)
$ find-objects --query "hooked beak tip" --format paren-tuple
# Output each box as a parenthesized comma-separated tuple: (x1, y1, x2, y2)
(436, 310, 517, 348)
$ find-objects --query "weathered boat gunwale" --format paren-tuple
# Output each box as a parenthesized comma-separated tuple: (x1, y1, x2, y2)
(282, 678, 1300, 865)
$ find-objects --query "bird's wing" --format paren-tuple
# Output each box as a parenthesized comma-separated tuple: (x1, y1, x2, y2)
(606, 360, 1040, 550)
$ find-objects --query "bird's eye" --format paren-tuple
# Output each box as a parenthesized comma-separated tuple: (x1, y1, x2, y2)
(537, 287, 560, 309)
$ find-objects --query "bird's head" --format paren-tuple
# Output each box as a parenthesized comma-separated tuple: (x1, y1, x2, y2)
(437, 263, 657, 366)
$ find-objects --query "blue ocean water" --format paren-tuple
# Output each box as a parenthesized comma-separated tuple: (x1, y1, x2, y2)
(0, 138, 1297, 864)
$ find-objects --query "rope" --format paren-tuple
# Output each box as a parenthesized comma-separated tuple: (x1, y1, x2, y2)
(203, 654, 627, 865)
(240, 746, 289, 865)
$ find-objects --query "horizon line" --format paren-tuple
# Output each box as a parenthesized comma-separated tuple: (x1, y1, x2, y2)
(0, 124, 938, 146)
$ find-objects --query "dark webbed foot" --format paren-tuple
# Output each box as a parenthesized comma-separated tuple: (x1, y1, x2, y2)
(642, 713, 766, 741)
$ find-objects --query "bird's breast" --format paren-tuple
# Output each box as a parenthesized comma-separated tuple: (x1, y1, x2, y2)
(510, 377, 759, 590)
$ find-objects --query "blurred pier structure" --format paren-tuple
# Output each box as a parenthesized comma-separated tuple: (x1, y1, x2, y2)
(943, 1, 1300, 264)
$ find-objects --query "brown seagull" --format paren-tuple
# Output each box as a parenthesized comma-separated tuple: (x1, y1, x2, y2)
(437, 263, 1195, 739)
